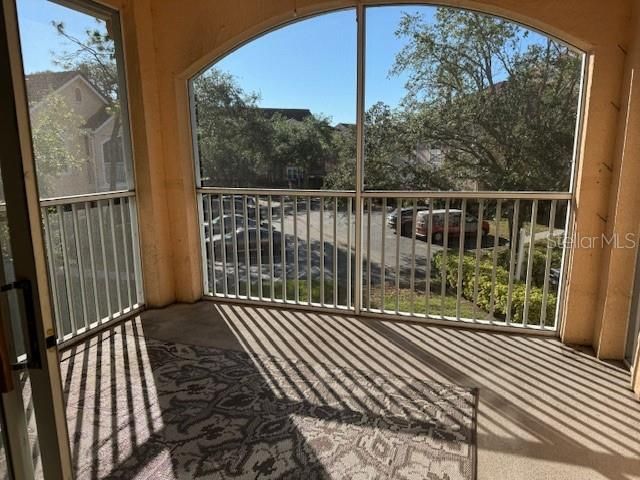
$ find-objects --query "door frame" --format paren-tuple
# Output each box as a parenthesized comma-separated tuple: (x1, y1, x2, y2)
(0, 0, 73, 478)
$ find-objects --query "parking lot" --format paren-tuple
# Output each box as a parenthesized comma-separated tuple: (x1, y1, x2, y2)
(208, 200, 507, 290)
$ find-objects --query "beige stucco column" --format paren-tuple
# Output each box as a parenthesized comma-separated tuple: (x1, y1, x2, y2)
(115, 0, 176, 306)
(592, 4, 640, 361)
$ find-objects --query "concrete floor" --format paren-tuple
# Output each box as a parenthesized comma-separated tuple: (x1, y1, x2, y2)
(62, 301, 640, 479)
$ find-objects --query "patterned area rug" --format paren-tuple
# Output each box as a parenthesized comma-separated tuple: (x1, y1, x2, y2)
(64, 333, 477, 479)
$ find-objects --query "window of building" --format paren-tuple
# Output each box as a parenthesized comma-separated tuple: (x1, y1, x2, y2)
(102, 137, 126, 186)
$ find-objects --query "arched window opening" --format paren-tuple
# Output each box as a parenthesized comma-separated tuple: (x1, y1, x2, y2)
(191, 5, 585, 331)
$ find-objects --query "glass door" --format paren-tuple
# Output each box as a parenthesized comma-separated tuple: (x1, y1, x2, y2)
(0, 1, 72, 478)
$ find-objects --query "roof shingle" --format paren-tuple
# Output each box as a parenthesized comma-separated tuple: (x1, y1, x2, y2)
(25, 70, 81, 104)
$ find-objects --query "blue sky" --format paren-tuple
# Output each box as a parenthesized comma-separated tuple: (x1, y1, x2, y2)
(16, 1, 548, 125)
(17, 0, 107, 71)
(214, 7, 431, 124)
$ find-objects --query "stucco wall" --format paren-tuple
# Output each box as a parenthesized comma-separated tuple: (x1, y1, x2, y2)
(603, 0, 640, 398)
(104, 0, 635, 365)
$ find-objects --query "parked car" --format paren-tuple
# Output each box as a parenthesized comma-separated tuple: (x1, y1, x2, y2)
(387, 205, 431, 235)
(212, 226, 283, 261)
(205, 214, 257, 238)
(281, 196, 322, 212)
(221, 195, 257, 217)
(415, 209, 489, 243)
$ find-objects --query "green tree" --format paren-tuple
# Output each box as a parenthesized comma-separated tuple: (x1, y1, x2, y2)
(193, 70, 273, 187)
(323, 124, 356, 190)
(391, 8, 582, 192)
(194, 69, 342, 189)
(31, 93, 85, 196)
(323, 103, 452, 190)
(270, 114, 336, 188)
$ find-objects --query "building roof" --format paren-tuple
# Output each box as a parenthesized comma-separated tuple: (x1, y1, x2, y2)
(25, 70, 82, 103)
(259, 108, 312, 122)
(84, 106, 111, 130)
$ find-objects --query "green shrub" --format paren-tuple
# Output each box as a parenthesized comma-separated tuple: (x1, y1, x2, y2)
(496, 242, 563, 289)
(433, 251, 556, 326)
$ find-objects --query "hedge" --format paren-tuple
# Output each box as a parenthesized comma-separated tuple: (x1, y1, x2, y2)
(496, 242, 563, 289)
(433, 251, 557, 326)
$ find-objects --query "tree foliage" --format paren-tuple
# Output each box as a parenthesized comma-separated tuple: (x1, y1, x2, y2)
(194, 70, 342, 188)
(31, 93, 85, 196)
(193, 70, 271, 187)
(390, 8, 582, 191)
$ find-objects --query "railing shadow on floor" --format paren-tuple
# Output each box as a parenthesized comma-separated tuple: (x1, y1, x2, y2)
(211, 302, 639, 480)
(60, 305, 478, 479)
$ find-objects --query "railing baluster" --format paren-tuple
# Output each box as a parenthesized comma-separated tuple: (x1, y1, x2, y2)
(108, 199, 123, 314)
(333, 197, 338, 308)
(84, 202, 100, 325)
(366, 197, 372, 311)
(119, 198, 132, 309)
(506, 200, 520, 324)
(71, 203, 89, 331)
(128, 198, 144, 306)
(281, 196, 286, 302)
(410, 199, 417, 315)
(523, 200, 539, 326)
(456, 199, 467, 321)
(243, 195, 251, 299)
(540, 200, 557, 328)
(441, 199, 450, 318)
(381, 197, 386, 312)
(256, 194, 263, 300)
(473, 200, 484, 322)
(43, 208, 63, 341)
(230, 196, 240, 296)
(307, 196, 312, 305)
(425, 199, 433, 318)
(489, 200, 502, 320)
(395, 199, 401, 314)
(320, 196, 325, 306)
(294, 196, 299, 304)
(347, 197, 352, 309)
(199, 193, 209, 296)
(206, 194, 216, 295)
(268, 196, 274, 301)
(97, 200, 111, 321)
(58, 205, 76, 336)
(219, 194, 229, 297)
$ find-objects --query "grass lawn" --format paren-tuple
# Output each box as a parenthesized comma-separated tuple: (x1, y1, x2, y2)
(367, 285, 482, 319)
(236, 279, 345, 305)
(230, 278, 494, 321)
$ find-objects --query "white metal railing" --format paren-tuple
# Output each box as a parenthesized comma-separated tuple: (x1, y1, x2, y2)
(41, 190, 143, 343)
(199, 188, 354, 309)
(198, 187, 571, 331)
